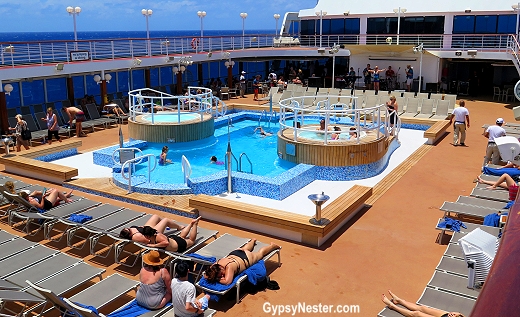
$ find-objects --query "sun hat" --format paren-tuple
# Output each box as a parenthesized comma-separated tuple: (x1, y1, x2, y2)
(142, 250, 167, 266)
(496, 118, 504, 124)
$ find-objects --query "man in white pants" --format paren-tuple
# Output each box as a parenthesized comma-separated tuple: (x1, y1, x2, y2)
(483, 117, 506, 167)
(449, 100, 470, 146)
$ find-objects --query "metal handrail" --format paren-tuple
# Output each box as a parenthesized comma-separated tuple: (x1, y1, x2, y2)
(112, 147, 144, 165)
(120, 153, 157, 193)
(239, 153, 253, 174)
(181, 155, 191, 184)
(224, 152, 239, 171)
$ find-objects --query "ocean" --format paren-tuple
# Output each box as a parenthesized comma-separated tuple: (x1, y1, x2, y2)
(0, 30, 271, 43)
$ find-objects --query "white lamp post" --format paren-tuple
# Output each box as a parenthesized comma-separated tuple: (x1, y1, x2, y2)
(240, 12, 248, 49)
(142, 9, 153, 56)
(393, 7, 407, 45)
(330, 44, 340, 88)
(197, 11, 207, 38)
(413, 43, 424, 93)
(274, 14, 281, 39)
(3, 84, 13, 96)
(315, 10, 327, 48)
(66, 6, 81, 50)
(513, 3, 520, 40)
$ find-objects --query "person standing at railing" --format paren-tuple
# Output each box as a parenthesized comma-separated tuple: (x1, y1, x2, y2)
(386, 96, 399, 136)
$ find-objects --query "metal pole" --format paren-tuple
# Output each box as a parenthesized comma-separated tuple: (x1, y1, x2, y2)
(319, 10, 323, 48)
(332, 52, 336, 89)
(242, 18, 245, 49)
(146, 15, 151, 56)
(73, 14, 78, 50)
(418, 44, 423, 94)
(517, 3, 520, 40)
(397, 7, 401, 45)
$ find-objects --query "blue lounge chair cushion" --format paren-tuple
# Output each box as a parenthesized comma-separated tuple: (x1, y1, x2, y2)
(108, 299, 171, 317)
(199, 260, 266, 301)
(60, 298, 99, 317)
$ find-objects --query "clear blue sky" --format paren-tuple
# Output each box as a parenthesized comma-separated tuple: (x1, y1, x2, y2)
(0, 0, 318, 32)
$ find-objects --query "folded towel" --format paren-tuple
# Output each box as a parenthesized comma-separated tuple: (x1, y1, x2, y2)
(504, 200, 514, 209)
(185, 253, 216, 264)
(198, 260, 267, 302)
(437, 218, 467, 232)
(68, 214, 93, 224)
(107, 299, 171, 317)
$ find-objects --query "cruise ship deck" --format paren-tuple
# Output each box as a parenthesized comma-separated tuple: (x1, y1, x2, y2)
(0, 93, 517, 316)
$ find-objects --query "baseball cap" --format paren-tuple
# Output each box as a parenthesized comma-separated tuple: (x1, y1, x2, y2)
(241, 71, 246, 74)
(496, 118, 504, 124)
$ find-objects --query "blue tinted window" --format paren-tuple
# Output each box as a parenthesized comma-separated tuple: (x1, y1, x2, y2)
(367, 17, 397, 34)
(118, 71, 129, 93)
(320, 19, 331, 35)
(131, 69, 145, 89)
(22, 80, 44, 105)
(72, 75, 85, 99)
(105, 72, 116, 94)
(85, 75, 99, 97)
(46, 78, 67, 103)
(330, 19, 345, 34)
(5, 82, 20, 108)
(160, 67, 173, 86)
(345, 18, 360, 34)
(150, 68, 159, 87)
(497, 14, 517, 33)
(301, 20, 315, 35)
(475, 15, 497, 33)
(453, 15, 475, 34)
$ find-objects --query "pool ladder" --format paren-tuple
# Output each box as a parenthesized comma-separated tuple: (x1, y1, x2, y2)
(225, 151, 253, 174)
(258, 110, 276, 128)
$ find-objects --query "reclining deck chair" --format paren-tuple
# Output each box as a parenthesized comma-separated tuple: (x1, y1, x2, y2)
(440, 201, 504, 219)
(195, 234, 282, 303)
(427, 269, 481, 300)
(0, 245, 59, 279)
(458, 228, 498, 289)
(456, 195, 510, 209)
(417, 288, 475, 317)
(27, 273, 138, 317)
(0, 289, 45, 316)
(85, 103, 118, 129)
(0, 238, 37, 262)
(470, 187, 510, 202)
(0, 230, 18, 246)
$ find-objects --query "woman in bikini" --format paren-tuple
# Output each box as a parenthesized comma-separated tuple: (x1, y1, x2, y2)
(19, 188, 73, 211)
(381, 290, 464, 317)
(204, 239, 280, 285)
(119, 215, 200, 253)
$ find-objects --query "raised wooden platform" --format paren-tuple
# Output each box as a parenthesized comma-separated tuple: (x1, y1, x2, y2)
(0, 139, 81, 184)
(423, 120, 451, 145)
(189, 185, 372, 247)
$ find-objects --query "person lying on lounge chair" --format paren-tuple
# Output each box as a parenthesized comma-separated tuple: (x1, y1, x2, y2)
(119, 215, 200, 253)
(476, 174, 519, 201)
(381, 290, 465, 317)
(19, 188, 73, 211)
(204, 239, 280, 285)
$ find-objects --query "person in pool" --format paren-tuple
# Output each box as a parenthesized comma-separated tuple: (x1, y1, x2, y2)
(210, 156, 224, 165)
(254, 126, 272, 137)
(349, 127, 358, 139)
(159, 146, 172, 165)
(331, 126, 341, 140)
(203, 239, 280, 285)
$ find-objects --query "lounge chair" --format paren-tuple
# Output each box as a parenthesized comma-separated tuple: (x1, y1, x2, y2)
(85, 103, 118, 129)
(66, 208, 145, 251)
(399, 98, 420, 118)
(0, 238, 36, 262)
(8, 195, 100, 235)
(436, 256, 468, 277)
(470, 188, 509, 202)
(0, 289, 45, 316)
(0, 230, 18, 246)
(415, 99, 434, 118)
(20, 114, 48, 145)
(43, 204, 124, 242)
(0, 245, 58, 278)
(195, 235, 282, 303)
(439, 201, 504, 219)
(416, 288, 475, 317)
(27, 273, 138, 317)
(455, 195, 509, 209)
(430, 99, 450, 120)
(435, 218, 501, 244)
(0, 280, 20, 291)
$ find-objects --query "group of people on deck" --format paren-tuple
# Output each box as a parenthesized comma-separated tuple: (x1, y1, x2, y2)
(117, 214, 279, 315)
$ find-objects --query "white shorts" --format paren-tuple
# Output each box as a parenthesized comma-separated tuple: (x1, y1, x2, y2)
(406, 78, 413, 85)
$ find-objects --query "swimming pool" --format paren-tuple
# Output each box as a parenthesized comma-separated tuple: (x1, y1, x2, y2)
(140, 112, 200, 123)
(131, 119, 296, 184)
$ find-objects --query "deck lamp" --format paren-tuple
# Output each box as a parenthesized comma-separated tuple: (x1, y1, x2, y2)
(142, 9, 153, 56)
(66, 6, 81, 50)
(3, 84, 13, 96)
(274, 14, 280, 39)
(240, 13, 248, 49)
(393, 7, 406, 45)
(315, 10, 327, 48)
(224, 60, 235, 68)
(197, 11, 207, 39)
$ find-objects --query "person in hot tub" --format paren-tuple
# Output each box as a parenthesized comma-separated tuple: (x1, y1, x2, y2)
(331, 126, 341, 140)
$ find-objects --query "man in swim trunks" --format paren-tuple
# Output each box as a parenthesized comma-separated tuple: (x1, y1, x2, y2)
(62, 106, 87, 137)
(204, 239, 280, 285)
(119, 215, 200, 253)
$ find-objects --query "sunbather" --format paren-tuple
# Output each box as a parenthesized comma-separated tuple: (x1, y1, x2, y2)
(119, 215, 200, 253)
(136, 250, 172, 310)
(19, 188, 73, 211)
(476, 174, 519, 201)
(204, 239, 280, 285)
(381, 290, 464, 317)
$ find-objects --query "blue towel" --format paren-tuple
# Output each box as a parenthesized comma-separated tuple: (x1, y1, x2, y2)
(504, 200, 515, 209)
(107, 300, 171, 317)
(437, 218, 467, 232)
(483, 213, 500, 227)
(185, 253, 216, 264)
(68, 214, 93, 224)
(483, 166, 520, 178)
(198, 260, 267, 302)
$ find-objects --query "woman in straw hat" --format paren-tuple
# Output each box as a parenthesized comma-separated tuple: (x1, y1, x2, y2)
(136, 250, 172, 310)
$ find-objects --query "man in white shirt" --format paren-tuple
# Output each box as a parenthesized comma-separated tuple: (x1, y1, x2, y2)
(483, 117, 507, 167)
(171, 261, 210, 317)
(449, 100, 470, 146)
(239, 71, 246, 98)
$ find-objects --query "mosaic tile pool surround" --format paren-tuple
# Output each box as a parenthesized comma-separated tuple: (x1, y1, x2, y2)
(34, 148, 77, 162)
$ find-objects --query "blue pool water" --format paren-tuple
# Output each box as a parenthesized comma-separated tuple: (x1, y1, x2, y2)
(141, 112, 200, 123)
(132, 119, 296, 184)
